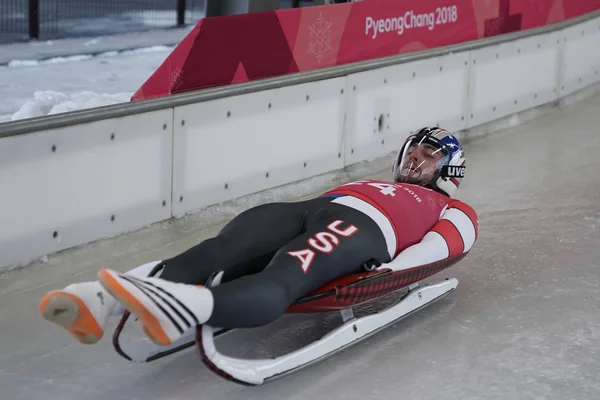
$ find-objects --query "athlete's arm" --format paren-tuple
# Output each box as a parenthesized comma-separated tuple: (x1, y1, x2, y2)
(380, 200, 479, 272)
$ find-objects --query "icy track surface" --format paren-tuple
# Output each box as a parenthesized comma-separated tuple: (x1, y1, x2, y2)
(2, 95, 600, 399)
(0, 46, 172, 122)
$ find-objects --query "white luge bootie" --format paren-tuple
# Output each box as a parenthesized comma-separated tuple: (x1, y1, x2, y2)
(38, 281, 118, 344)
(97, 268, 214, 346)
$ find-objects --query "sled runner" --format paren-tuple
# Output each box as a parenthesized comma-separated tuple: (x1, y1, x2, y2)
(112, 255, 464, 385)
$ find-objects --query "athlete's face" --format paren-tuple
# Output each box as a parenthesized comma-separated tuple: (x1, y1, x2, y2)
(399, 143, 446, 183)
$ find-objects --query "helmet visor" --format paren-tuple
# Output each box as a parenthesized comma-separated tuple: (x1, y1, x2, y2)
(394, 135, 450, 185)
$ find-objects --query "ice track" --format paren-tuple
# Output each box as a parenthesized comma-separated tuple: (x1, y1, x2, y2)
(2, 95, 600, 400)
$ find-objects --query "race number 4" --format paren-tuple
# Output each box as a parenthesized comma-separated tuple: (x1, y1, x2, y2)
(368, 182, 397, 196)
(287, 220, 358, 273)
(342, 180, 398, 196)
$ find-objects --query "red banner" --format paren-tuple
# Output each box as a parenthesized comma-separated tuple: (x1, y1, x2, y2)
(132, 0, 600, 101)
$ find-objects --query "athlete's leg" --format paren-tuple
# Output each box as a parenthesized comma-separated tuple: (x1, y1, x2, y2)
(206, 202, 391, 327)
(97, 200, 392, 344)
(38, 198, 330, 344)
(159, 198, 330, 284)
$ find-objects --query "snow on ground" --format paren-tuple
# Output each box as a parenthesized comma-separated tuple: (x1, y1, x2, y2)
(0, 45, 174, 122)
(9, 91, 133, 120)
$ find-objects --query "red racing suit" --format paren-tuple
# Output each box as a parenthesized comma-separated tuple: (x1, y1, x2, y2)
(321, 179, 479, 272)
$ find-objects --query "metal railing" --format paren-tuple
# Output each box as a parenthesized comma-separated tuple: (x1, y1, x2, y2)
(0, 0, 206, 44)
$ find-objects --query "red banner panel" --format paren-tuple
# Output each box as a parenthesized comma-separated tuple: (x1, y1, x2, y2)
(132, 0, 600, 101)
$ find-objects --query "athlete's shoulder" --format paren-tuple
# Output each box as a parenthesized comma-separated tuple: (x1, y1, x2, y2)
(442, 198, 479, 239)
(447, 198, 478, 218)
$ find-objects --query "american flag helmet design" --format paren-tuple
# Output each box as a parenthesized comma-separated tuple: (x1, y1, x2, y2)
(392, 126, 466, 197)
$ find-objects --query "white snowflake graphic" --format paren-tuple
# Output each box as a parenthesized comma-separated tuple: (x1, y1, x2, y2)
(308, 12, 332, 63)
(169, 65, 184, 92)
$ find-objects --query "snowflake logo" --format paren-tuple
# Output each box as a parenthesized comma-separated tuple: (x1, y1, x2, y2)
(308, 12, 332, 63)
(170, 65, 184, 92)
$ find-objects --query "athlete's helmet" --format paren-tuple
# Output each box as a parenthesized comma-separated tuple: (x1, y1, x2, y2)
(392, 126, 466, 197)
